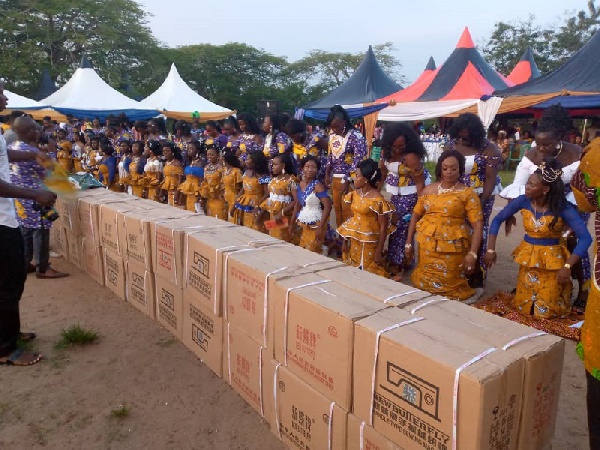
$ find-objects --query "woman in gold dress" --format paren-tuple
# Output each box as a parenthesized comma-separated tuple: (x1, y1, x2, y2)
(97, 139, 120, 192)
(126, 141, 146, 198)
(485, 160, 591, 318)
(56, 128, 73, 173)
(337, 159, 395, 277)
(178, 141, 205, 212)
(222, 151, 243, 222)
(199, 148, 227, 220)
(160, 142, 184, 206)
(405, 150, 484, 301)
(143, 140, 163, 202)
(232, 151, 271, 231)
(256, 153, 297, 242)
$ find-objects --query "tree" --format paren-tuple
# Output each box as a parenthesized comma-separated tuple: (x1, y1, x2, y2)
(553, 0, 600, 61)
(0, 0, 160, 97)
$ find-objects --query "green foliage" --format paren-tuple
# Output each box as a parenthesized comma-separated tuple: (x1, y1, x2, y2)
(55, 325, 98, 349)
(110, 404, 130, 419)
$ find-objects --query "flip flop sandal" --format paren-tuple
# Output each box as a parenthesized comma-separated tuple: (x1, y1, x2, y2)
(19, 332, 36, 341)
(0, 349, 42, 366)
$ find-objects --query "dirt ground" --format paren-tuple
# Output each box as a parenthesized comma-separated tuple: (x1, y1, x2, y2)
(0, 198, 591, 450)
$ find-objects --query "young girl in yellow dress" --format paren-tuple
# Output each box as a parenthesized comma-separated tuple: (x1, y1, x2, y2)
(144, 140, 163, 202)
(126, 141, 146, 198)
(256, 153, 297, 242)
(56, 128, 73, 173)
(337, 159, 395, 277)
(200, 148, 227, 220)
(405, 150, 483, 301)
(233, 151, 271, 231)
(222, 152, 243, 222)
(485, 160, 592, 319)
(160, 142, 184, 206)
(178, 141, 205, 212)
(289, 156, 332, 253)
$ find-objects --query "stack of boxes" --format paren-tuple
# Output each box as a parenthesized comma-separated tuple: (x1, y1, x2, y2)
(52, 190, 566, 450)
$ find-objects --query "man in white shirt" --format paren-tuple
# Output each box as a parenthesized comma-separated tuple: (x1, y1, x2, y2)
(0, 82, 57, 366)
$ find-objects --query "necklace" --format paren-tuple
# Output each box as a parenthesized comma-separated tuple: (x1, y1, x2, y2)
(358, 187, 373, 198)
(437, 181, 459, 194)
(531, 202, 547, 230)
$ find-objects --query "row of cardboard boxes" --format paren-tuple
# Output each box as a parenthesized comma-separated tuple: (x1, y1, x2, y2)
(50, 189, 564, 450)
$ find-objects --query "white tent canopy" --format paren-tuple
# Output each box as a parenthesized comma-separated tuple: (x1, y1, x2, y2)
(140, 63, 232, 121)
(5, 89, 47, 110)
(41, 65, 157, 120)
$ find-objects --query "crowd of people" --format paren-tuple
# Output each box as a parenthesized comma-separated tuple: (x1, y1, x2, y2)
(0, 93, 598, 447)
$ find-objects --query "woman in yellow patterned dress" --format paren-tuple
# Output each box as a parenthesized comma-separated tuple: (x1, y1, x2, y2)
(56, 128, 73, 173)
(222, 152, 243, 222)
(337, 159, 395, 277)
(97, 139, 120, 192)
(405, 150, 484, 301)
(232, 151, 271, 231)
(126, 141, 146, 198)
(256, 153, 297, 242)
(486, 161, 591, 318)
(199, 148, 227, 220)
(144, 140, 163, 202)
(571, 139, 600, 448)
(160, 142, 184, 206)
(178, 141, 205, 212)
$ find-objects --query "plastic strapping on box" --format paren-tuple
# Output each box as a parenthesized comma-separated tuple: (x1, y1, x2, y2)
(452, 347, 498, 450)
(247, 239, 278, 247)
(359, 421, 366, 450)
(210, 244, 248, 315)
(369, 317, 425, 425)
(502, 331, 547, 351)
(259, 345, 265, 418)
(383, 290, 421, 304)
(327, 400, 336, 450)
(263, 266, 290, 347)
(283, 280, 332, 366)
(227, 321, 232, 385)
(274, 362, 283, 439)
(410, 297, 447, 314)
(224, 248, 263, 320)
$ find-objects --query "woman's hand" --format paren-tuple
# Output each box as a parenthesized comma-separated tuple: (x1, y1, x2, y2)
(505, 216, 517, 236)
(483, 251, 497, 269)
(315, 225, 325, 243)
(404, 246, 414, 263)
(374, 248, 383, 265)
(557, 267, 572, 285)
(463, 252, 477, 275)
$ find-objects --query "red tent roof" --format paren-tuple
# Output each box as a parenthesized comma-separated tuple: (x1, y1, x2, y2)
(506, 48, 542, 85)
(379, 27, 513, 103)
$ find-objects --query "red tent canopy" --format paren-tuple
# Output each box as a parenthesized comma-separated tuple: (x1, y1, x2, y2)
(506, 48, 542, 85)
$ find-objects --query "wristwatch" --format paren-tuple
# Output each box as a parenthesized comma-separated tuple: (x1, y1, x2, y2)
(564, 263, 571, 269)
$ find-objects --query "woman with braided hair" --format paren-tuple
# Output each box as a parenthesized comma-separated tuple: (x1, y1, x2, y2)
(486, 160, 592, 319)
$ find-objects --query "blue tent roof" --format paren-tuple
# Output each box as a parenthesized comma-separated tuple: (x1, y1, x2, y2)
(531, 95, 600, 109)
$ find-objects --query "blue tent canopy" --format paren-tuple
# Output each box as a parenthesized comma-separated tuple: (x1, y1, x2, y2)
(531, 95, 600, 109)
(52, 108, 158, 121)
(299, 103, 388, 121)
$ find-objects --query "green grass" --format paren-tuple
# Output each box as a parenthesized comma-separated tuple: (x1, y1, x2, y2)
(110, 405, 130, 419)
(55, 325, 99, 349)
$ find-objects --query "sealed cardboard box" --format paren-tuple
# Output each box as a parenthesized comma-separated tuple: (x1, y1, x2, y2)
(155, 275, 183, 340)
(99, 199, 155, 255)
(154, 215, 231, 286)
(273, 365, 348, 450)
(273, 276, 388, 410)
(78, 193, 127, 244)
(400, 298, 564, 450)
(182, 293, 223, 377)
(353, 308, 525, 450)
(55, 195, 81, 236)
(225, 244, 341, 349)
(223, 324, 274, 421)
(103, 248, 126, 300)
(347, 413, 403, 450)
(81, 237, 104, 285)
(65, 231, 82, 269)
(126, 261, 156, 319)
(316, 265, 430, 307)
(121, 209, 193, 269)
(49, 225, 67, 257)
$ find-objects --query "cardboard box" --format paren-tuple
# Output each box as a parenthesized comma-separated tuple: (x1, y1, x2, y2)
(103, 248, 126, 300)
(273, 276, 388, 410)
(65, 231, 82, 269)
(273, 365, 348, 450)
(353, 308, 525, 450)
(55, 195, 81, 236)
(81, 238, 104, 284)
(121, 209, 193, 270)
(154, 215, 232, 286)
(78, 193, 128, 244)
(225, 245, 341, 352)
(99, 200, 152, 255)
(400, 298, 565, 450)
(223, 324, 274, 421)
(125, 261, 156, 319)
(347, 413, 403, 450)
(155, 275, 183, 340)
(315, 265, 430, 307)
(182, 293, 223, 376)
(49, 224, 67, 256)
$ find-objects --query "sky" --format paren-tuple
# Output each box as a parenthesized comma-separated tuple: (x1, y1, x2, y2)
(139, 0, 586, 84)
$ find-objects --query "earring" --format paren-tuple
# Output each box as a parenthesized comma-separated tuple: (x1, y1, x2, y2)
(282, 168, 286, 175)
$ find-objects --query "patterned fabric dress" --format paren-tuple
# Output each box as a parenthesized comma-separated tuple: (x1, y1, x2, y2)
(144, 157, 163, 201)
(126, 156, 146, 198)
(238, 134, 261, 166)
(411, 187, 483, 301)
(234, 174, 271, 231)
(490, 195, 591, 318)
(179, 165, 204, 212)
(296, 180, 329, 253)
(337, 191, 395, 277)
(260, 175, 296, 242)
(263, 132, 292, 158)
(98, 155, 120, 192)
(200, 164, 227, 220)
(161, 161, 184, 206)
(222, 167, 243, 222)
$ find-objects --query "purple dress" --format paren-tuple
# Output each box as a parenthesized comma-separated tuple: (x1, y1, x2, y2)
(326, 129, 367, 177)
(264, 132, 292, 158)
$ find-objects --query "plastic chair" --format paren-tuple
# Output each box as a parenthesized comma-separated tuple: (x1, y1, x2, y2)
(505, 143, 529, 171)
